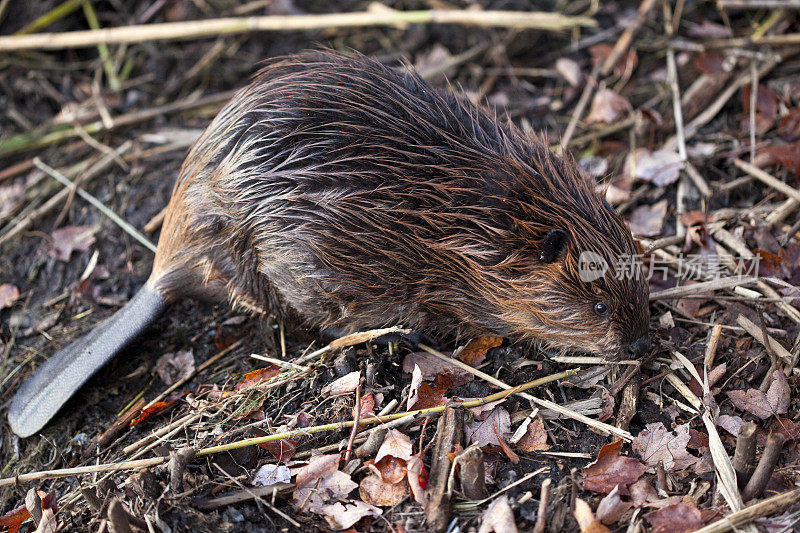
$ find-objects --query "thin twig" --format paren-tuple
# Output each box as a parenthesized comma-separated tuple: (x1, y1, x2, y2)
(733, 422, 758, 488)
(741, 433, 785, 501)
(692, 488, 800, 533)
(601, 0, 658, 75)
(33, 158, 157, 253)
(558, 62, 600, 155)
(735, 158, 800, 204)
(649, 277, 759, 300)
(533, 478, 552, 533)
(662, 59, 780, 151)
(344, 378, 362, 462)
(0, 9, 596, 51)
(418, 343, 632, 441)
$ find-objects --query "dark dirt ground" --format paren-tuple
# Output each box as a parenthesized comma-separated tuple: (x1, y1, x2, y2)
(2, 1, 800, 532)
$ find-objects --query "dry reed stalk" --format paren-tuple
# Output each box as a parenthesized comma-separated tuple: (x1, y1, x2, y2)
(0, 8, 596, 51)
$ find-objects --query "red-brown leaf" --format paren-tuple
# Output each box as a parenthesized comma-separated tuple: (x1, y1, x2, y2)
(235, 365, 280, 391)
(644, 503, 706, 533)
(727, 370, 790, 419)
(130, 395, 182, 426)
(515, 417, 550, 452)
(582, 440, 646, 494)
(632, 423, 697, 472)
(259, 439, 297, 463)
(458, 336, 502, 367)
(0, 504, 29, 533)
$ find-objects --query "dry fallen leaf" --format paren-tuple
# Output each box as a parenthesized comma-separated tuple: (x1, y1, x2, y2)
(778, 107, 800, 141)
(726, 370, 790, 420)
(688, 362, 726, 398)
(582, 440, 646, 494)
(235, 365, 280, 391)
(258, 436, 297, 463)
(769, 417, 800, 441)
(47, 225, 97, 262)
(154, 349, 195, 386)
(685, 18, 732, 38)
(628, 199, 668, 237)
(294, 454, 356, 513)
(596, 485, 632, 525)
(589, 43, 637, 77)
(573, 497, 612, 533)
(477, 495, 518, 533)
(407, 364, 423, 410)
(644, 502, 706, 533)
(465, 406, 511, 448)
(359, 473, 408, 507)
(322, 371, 361, 396)
(130, 395, 182, 426)
(252, 464, 291, 486)
(626, 149, 683, 187)
(414, 43, 454, 79)
(717, 414, 745, 437)
(694, 50, 725, 75)
(555, 57, 582, 87)
(758, 141, 800, 177)
(406, 454, 427, 504)
(375, 429, 413, 464)
(514, 417, 550, 452)
(403, 351, 471, 382)
(632, 423, 697, 472)
(319, 501, 381, 530)
(586, 89, 632, 124)
(0, 504, 30, 533)
(410, 381, 449, 411)
(458, 336, 503, 367)
(0, 180, 25, 222)
(0, 284, 20, 310)
(356, 391, 376, 420)
(368, 455, 407, 485)
(629, 477, 661, 507)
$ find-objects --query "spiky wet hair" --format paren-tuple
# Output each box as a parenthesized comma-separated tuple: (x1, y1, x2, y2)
(154, 49, 649, 356)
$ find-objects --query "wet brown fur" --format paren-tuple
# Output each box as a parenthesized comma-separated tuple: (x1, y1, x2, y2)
(151, 50, 649, 358)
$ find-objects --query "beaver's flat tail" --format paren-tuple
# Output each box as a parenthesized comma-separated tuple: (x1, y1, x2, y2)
(8, 286, 166, 437)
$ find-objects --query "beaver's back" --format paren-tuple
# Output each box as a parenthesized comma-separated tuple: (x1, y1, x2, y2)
(153, 50, 645, 342)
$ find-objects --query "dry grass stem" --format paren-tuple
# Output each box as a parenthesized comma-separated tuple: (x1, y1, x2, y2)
(418, 343, 632, 441)
(0, 8, 596, 51)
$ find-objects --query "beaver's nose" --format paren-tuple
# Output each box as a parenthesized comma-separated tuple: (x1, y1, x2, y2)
(626, 336, 650, 359)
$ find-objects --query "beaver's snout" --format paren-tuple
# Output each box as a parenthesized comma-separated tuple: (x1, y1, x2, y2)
(625, 336, 650, 359)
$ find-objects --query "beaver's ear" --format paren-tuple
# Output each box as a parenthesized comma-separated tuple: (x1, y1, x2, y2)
(540, 229, 569, 263)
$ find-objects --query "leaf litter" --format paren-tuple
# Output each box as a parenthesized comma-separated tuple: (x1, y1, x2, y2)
(4, 1, 800, 532)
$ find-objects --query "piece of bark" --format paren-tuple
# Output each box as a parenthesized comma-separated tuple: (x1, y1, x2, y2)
(533, 478, 552, 533)
(458, 444, 486, 500)
(616, 376, 640, 432)
(169, 447, 197, 492)
(85, 397, 147, 458)
(107, 500, 133, 533)
(81, 487, 103, 513)
(742, 433, 785, 501)
(733, 422, 758, 488)
(25, 489, 42, 527)
(425, 407, 463, 531)
(355, 427, 387, 458)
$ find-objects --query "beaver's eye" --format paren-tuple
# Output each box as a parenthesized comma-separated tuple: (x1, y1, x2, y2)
(594, 302, 609, 317)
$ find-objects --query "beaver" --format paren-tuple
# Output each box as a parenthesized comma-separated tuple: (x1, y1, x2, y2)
(8, 50, 650, 438)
